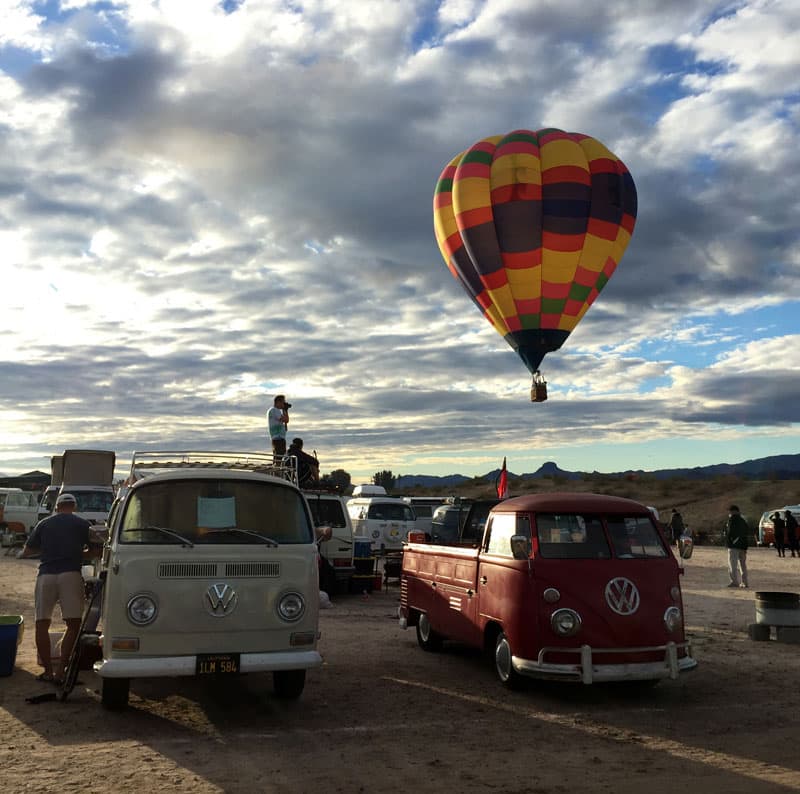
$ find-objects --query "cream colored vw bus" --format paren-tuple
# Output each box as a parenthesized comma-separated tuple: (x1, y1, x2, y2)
(95, 451, 322, 709)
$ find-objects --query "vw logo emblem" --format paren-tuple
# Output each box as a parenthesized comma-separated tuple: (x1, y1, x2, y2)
(204, 583, 238, 617)
(605, 577, 640, 615)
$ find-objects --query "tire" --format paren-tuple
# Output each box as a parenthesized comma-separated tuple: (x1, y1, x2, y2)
(273, 669, 306, 699)
(416, 613, 443, 652)
(101, 677, 130, 710)
(494, 632, 524, 689)
(748, 623, 771, 642)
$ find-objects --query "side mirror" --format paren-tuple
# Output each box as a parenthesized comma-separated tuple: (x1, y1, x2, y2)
(678, 534, 693, 559)
(315, 525, 333, 542)
(510, 534, 531, 560)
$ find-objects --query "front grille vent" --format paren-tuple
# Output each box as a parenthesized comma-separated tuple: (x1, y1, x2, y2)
(225, 562, 281, 577)
(158, 562, 219, 578)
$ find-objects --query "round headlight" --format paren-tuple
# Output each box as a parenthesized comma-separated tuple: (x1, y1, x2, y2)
(127, 594, 157, 626)
(664, 606, 682, 633)
(277, 591, 306, 622)
(543, 587, 561, 604)
(551, 608, 582, 637)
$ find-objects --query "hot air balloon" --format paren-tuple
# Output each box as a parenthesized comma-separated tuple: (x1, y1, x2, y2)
(433, 128, 637, 401)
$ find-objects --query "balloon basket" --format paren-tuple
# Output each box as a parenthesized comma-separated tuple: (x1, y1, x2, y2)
(530, 372, 548, 403)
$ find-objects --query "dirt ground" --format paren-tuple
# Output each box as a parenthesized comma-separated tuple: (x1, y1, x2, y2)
(2, 547, 800, 794)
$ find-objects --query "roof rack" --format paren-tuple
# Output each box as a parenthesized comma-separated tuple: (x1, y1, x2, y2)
(128, 451, 298, 486)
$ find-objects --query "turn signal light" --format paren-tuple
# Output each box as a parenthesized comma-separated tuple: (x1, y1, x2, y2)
(111, 637, 140, 651)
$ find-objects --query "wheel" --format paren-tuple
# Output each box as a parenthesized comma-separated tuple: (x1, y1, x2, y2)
(101, 677, 130, 709)
(415, 613, 443, 651)
(273, 669, 306, 699)
(494, 632, 524, 689)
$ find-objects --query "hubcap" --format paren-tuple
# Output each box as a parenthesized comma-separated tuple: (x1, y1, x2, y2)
(419, 614, 431, 641)
(495, 636, 511, 681)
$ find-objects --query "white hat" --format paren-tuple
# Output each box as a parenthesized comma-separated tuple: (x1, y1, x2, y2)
(56, 493, 77, 506)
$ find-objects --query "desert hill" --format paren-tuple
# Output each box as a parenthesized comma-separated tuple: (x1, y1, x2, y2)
(395, 454, 800, 544)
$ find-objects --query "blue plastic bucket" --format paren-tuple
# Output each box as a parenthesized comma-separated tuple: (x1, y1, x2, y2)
(353, 536, 372, 559)
(0, 615, 24, 677)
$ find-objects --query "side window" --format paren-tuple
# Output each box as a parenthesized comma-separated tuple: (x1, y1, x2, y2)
(307, 499, 347, 528)
(485, 514, 520, 557)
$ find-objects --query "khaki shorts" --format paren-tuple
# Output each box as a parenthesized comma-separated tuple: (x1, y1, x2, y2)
(35, 572, 84, 621)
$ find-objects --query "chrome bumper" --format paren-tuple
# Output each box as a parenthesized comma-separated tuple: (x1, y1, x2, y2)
(95, 650, 323, 678)
(513, 641, 697, 684)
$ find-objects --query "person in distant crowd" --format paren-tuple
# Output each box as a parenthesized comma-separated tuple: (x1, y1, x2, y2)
(287, 438, 320, 488)
(784, 509, 799, 558)
(20, 493, 103, 683)
(267, 395, 290, 456)
(724, 504, 750, 588)
(668, 508, 686, 546)
(772, 511, 786, 557)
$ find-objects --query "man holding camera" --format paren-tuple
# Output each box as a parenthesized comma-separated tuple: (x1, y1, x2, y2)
(268, 394, 291, 455)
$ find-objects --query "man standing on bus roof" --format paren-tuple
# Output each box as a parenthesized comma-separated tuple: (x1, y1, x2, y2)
(267, 394, 290, 456)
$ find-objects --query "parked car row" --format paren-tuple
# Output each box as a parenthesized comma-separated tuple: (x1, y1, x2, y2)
(20, 452, 700, 712)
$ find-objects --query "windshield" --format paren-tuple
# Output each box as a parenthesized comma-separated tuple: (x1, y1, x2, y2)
(366, 503, 415, 521)
(536, 513, 666, 559)
(119, 478, 313, 544)
(73, 490, 114, 513)
(606, 516, 667, 558)
(537, 514, 612, 559)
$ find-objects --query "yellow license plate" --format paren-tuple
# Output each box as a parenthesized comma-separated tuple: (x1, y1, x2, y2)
(196, 653, 240, 675)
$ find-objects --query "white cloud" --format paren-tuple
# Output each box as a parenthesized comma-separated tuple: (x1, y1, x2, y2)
(0, 1, 47, 52)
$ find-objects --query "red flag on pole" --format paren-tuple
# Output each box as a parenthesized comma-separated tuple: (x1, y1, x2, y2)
(496, 457, 508, 499)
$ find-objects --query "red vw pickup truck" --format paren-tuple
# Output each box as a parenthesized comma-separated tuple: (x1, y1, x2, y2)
(399, 493, 696, 687)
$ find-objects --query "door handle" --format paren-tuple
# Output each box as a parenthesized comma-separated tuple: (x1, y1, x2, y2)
(480, 576, 487, 585)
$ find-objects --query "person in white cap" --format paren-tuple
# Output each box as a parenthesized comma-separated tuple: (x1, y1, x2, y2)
(21, 493, 100, 683)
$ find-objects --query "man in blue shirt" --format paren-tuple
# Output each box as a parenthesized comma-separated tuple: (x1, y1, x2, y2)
(22, 493, 96, 683)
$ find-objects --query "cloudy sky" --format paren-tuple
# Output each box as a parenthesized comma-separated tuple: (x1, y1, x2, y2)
(1, 0, 799, 483)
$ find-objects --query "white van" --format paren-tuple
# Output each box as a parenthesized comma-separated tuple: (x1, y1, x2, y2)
(95, 450, 323, 709)
(346, 496, 417, 552)
(0, 488, 40, 532)
(304, 490, 355, 593)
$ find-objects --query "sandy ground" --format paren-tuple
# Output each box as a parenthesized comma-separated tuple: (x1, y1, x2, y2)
(2, 546, 800, 793)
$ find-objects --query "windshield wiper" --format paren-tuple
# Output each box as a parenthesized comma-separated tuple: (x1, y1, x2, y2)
(204, 528, 279, 547)
(123, 525, 195, 547)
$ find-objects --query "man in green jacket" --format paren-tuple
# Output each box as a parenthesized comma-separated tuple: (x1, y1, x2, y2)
(724, 504, 750, 588)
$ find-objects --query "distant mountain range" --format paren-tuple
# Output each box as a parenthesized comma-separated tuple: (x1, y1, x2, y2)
(395, 454, 800, 490)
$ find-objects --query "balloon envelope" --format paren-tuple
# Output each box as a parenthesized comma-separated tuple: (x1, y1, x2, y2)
(433, 128, 637, 374)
